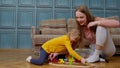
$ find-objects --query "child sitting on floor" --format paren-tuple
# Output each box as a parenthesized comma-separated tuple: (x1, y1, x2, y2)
(26, 29, 86, 65)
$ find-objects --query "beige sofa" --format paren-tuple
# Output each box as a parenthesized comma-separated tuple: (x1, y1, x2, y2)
(31, 18, 67, 52)
(31, 16, 120, 54)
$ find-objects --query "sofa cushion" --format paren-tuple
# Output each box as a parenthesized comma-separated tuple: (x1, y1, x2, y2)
(106, 16, 120, 35)
(33, 35, 62, 44)
(106, 16, 119, 21)
(106, 16, 120, 48)
(41, 28, 67, 35)
(112, 35, 120, 45)
(40, 18, 67, 28)
(67, 18, 77, 32)
(109, 28, 120, 35)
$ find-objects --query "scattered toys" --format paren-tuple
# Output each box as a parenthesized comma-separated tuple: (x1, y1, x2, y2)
(50, 55, 77, 65)
(49, 55, 95, 67)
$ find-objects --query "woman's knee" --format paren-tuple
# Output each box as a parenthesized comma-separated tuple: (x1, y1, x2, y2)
(96, 26, 108, 46)
(96, 26, 107, 33)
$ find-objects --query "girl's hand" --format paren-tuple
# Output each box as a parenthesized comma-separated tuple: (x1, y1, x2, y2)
(81, 58, 87, 64)
(49, 53, 59, 61)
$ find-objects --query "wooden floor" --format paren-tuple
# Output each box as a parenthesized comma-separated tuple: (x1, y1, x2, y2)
(0, 49, 120, 68)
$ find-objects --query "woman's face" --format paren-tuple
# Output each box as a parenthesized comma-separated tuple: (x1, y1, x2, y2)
(75, 11, 87, 26)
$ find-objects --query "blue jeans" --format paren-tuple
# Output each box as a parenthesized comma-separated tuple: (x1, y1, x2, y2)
(30, 47, 49, 65)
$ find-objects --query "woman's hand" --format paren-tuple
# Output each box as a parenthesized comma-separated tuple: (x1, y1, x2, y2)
(49, 53, 59, 61)
(87, 21, 98, 28)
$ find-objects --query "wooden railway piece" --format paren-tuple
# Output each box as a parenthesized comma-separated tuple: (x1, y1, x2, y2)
(49, 62, 95, 68)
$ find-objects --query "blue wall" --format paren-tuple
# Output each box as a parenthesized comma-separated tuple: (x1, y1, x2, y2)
(0, 0, 120, 49)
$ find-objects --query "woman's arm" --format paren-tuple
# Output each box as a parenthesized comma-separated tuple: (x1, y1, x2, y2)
(88, 17, 120, 28)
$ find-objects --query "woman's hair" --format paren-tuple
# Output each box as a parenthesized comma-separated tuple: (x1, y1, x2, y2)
(75, 5, 97, 36)
(75, 5, 95, 23)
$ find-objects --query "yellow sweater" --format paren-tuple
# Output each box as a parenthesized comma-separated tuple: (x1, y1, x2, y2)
(42, 35, 82, 61)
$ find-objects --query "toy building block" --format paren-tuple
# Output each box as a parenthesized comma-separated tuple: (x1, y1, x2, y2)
(52, 58, 59, 63)
(64, 58, 68, 62)
(68, 56, 75, 65)
(59, 59, 64, 64)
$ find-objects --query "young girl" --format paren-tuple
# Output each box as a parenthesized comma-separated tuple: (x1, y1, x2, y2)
(26, 29, 86, 65)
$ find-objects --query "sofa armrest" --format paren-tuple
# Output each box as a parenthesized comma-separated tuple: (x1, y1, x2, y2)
(31, 26, 37, 38)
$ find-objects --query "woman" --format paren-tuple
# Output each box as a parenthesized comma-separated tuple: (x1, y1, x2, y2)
(75, 5, 120, 63)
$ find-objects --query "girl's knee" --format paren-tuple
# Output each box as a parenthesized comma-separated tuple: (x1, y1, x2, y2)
(36, 60, 44, 65)
(31, 59, 44, 65)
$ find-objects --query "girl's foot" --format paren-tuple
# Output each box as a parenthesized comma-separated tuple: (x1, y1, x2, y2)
(26, 56, 32, 62)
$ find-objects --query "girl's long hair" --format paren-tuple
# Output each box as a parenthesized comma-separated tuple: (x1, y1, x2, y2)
(67, 29, 83, 48)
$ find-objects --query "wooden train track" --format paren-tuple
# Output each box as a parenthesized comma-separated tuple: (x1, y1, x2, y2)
(49, 62, 95, 68)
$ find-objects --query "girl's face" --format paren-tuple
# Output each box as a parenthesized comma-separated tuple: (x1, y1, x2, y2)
(75, 11, 87, 26)
(70, 34, 78, 43)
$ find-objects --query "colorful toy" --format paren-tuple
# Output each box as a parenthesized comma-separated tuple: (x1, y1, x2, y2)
(51, 58, 59, 63)
(68, 56, 75, 65)
(64, 58, 68, 62)
(59, 59, 64, 64)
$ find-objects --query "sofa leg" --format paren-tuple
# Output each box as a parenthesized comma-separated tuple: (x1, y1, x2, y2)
(115, 46, 120, 55)
(32, 42, 41, 54)
(32, 41, 36, 52)
(32, 44, 41, 56)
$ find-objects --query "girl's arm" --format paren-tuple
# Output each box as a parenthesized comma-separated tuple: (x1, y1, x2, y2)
(65, 41, 87, 64)
(88, 17, 120, 28)
(64, 41, 83, 61)
(49, 51, 68, 61)
(59, 50, 68, 54)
